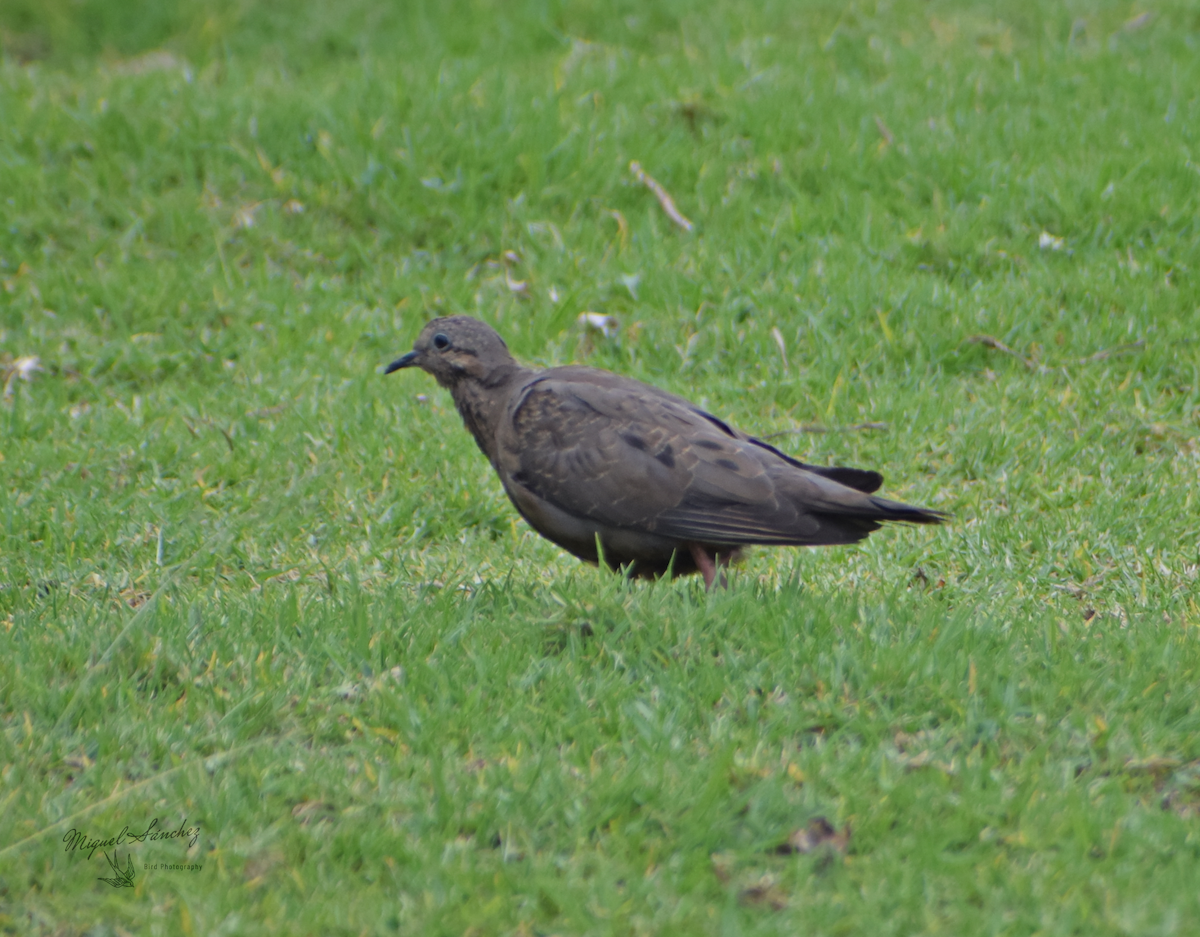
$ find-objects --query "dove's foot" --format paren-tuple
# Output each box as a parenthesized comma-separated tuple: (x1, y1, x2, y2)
(687, 542, 728, 590)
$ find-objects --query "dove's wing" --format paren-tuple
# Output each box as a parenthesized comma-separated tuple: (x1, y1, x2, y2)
(497, 369, 929, 547)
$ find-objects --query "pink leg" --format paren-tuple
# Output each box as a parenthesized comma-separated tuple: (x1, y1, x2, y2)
(687, 542, 717, 590)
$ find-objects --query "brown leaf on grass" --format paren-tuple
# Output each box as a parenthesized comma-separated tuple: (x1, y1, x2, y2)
(674, 96, 721, 132)
(64, 752, 95, 771)
(120, 588, 151, 609)
(1161, 788, 1199, 818)
(1143, 759, 1200, 816)
(1124, 756, 1183, 782)
(1159, 763, 1200, 816)
(775, 816, 850, 855)
(710, 851, 735, 884)
(738, 874, 788, 910)
(892, 730, 958, 771)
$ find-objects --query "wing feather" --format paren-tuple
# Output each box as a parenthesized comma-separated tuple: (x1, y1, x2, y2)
(498, 373, 891, 546)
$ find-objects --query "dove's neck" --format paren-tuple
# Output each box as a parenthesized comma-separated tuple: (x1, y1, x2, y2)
(448, 365, 527, 463)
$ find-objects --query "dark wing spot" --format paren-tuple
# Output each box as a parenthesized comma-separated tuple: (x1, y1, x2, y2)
(716, 458, 739, 471)
(622, 433, 648, 451)
(695, 439, 723, 451)
(654, 445, 675, 468)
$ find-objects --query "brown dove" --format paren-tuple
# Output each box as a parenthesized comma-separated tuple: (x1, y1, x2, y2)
(385, 316, 946, 588)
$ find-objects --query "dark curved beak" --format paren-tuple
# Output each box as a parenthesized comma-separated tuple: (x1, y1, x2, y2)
(384, 351, 419, 374)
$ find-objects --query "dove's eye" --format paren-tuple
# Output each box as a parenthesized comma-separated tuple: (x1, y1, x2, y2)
(432, 333, 451, 350)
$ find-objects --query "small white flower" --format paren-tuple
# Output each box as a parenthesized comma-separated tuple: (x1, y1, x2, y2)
(1038, 231, 1065, 251)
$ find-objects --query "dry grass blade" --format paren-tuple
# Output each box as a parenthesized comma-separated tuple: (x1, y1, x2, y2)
(292, 800, 337, 824)
(965, 335, 1047, 372)
(760, 422, 887, 439)
(874, 115, 895, 145)
(1076, 340, 1145, 364)
(969, 335, 1145, 372)
(629, 160, 694, 232)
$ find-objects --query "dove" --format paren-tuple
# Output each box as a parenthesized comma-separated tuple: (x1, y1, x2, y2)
(385, 316, 946, 588)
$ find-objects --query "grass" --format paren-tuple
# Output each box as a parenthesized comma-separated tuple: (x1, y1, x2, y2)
(1, 0, 1199, 933)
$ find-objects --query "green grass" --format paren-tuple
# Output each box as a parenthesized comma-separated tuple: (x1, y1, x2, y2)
(2, 0, 1199, 933)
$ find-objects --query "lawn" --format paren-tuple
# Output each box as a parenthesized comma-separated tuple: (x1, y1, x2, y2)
(1, 0, 1199, 933)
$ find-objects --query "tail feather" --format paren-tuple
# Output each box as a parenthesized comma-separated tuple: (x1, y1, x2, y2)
(865, 496, 949, 525)
(804, 495, 948, 546)
(810, 466, 884, 493)
(748, 435, 885, 493)
(773, 461, 950, 545)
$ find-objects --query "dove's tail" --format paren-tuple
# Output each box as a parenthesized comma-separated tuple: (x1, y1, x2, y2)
(863, 496, 949, 525)
(800, 495, 948, 546)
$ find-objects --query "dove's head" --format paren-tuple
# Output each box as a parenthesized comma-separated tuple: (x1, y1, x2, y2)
(385, 315, 518, 388)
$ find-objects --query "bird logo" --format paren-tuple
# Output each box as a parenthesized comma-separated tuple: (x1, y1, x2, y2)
(98, 850, 136, 888)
